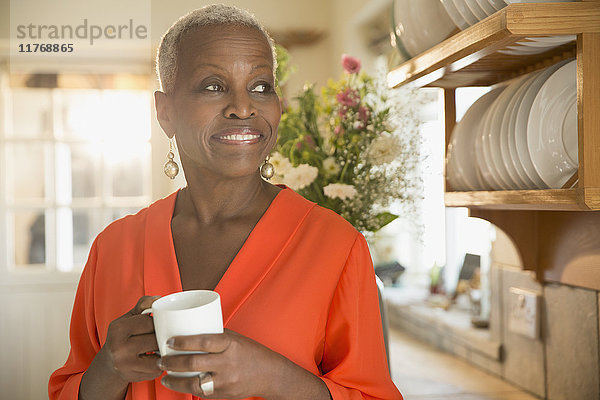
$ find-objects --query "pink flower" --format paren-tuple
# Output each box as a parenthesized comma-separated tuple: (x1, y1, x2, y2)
(341, 54, 361, 74)
(304, 135, 316, 149)
(296, 141, 303, 150)
(336, 88, 360, 108)
(334, 125, 344, 136)
(358, 106, 370, 124)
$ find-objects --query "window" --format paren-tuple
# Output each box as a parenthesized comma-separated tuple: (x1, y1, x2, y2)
(1, 72, 152, 273)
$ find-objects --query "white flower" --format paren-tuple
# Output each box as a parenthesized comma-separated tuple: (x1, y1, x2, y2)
(324, 183, 357, 201)
(269, 152, 293, 175)
(283, 164, 319, 190)
(322, 157, 341, 176)
(367, 135, 401, 165)
(364, 92, 386, 114)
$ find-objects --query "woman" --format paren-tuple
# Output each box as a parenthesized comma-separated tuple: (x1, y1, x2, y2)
(49, 5, 402, 400)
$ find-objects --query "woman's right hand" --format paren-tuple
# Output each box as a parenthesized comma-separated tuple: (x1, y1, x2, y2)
(103, 295, 163, 382)
(79, 296, 162, 400)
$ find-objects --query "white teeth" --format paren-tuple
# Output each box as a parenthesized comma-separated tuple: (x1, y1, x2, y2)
(221, 134, 260, 141)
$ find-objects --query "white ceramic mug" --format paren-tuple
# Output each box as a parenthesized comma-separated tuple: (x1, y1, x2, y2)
(142, 290, 223, 377)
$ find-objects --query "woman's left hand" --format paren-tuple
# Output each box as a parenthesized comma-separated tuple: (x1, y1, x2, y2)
(158, 329, 329, 399)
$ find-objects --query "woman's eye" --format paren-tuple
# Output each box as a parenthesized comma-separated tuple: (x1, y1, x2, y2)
(251, 83, 272, 93)
(205, 84, 223, 92)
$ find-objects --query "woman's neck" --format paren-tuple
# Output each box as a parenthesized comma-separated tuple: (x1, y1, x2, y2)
(175, 173, 279, 226)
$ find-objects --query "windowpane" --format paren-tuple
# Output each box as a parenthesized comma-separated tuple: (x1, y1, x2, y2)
(110, 207, 142, 221)
(3, 83, 153, 273)
(6, 143, 47, 201)
(60, 90, 104, 140)
(72, 209, 103, 268)
(9, 88, 53, 138)
(102, 91, 151, 142)
(14, 210, 46, 266)
(70, 144, 101, 199)
(108, 143, 150, 197)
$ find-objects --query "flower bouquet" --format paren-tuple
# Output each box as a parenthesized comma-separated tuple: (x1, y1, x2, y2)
(272, 51, 424, 233)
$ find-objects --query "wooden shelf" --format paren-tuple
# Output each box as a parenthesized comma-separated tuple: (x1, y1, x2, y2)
(444, 189, 584, 210)
(388, 1, 600, 289)
(388, 2, 599, 89)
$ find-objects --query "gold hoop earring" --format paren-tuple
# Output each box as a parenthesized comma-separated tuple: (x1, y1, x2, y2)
(164, 138, 179, 179)
(260, 155, 274, 180)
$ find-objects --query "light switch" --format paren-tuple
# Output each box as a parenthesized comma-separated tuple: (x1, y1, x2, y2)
(508, 287, 540, 339)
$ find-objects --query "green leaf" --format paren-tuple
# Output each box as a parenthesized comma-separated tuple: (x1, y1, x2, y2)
(374, 212, 399, 230)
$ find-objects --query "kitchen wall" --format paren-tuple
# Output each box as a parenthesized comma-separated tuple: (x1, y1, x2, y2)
(390, 224, 600, 400)
(490, 228, 599, 400)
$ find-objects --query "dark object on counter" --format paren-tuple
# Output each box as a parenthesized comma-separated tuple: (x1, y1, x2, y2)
(458, 253, 480, 281)
(375, 262, 406, 285)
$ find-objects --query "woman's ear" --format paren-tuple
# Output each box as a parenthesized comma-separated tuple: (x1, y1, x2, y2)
(154, 90, 176, 139)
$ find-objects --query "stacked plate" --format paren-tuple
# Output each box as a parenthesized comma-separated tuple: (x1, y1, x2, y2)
(392, 0, 458, 58)
(447, 59, 577, 191)
(437, 0, 575, 55)
(440, 0, 507, 30)
(393, 0, 576, 60)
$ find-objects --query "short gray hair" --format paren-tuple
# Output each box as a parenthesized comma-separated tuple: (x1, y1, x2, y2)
(156, 4, 277, 94)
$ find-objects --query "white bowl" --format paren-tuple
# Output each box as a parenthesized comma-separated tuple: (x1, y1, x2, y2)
(393, 0, 457, 57)
(504, 0, 573, 3)
(441, 0, 470, 30)
(475, 0, 498, 16)
(488, 0, 507, 11)
(466, 0, 489, 20)
(452, 0, 480, 26)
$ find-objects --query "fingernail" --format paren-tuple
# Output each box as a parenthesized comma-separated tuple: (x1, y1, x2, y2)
(166, 338, 175, 347)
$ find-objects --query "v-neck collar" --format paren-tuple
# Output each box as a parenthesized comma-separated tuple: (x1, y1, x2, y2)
(141, 185, 315, 400)
(142, 185, 315, 325)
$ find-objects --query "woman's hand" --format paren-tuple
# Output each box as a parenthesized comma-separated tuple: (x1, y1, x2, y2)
(102, 295, 163, 382)
(79, 296, 162, 400)
(158, 329, 331, 400)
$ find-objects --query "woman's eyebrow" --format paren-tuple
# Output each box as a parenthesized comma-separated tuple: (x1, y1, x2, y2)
(251, 64, 272, 72)
(195, 63, 228, 71)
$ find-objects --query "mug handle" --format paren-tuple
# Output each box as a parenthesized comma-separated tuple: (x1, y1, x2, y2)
(141, 308, 153, 315)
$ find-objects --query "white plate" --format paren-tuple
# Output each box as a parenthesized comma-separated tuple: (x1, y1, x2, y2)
(490, 74, 531, 189)
(449, 87, 505, 190)
(517, 36, 575, 48)
(478, 91, 510, 189)
(447, 137, 473, 190)
(527, 59, 578, 188)
(499, 45, 550, 55)
(452, 0, 479, 26)
(446, 140, 464, 190)
(393, 0, 457, 57)
(502, 72, 540, 188)
(488, 0, 507, 11)
(466, 0, 489, 20)
(504, 0, 573, 3)
(475, 0, 498, 16)
(514, 59, 572, 188)
(526, 35, 576, 44)
(441, 0, 470, 30)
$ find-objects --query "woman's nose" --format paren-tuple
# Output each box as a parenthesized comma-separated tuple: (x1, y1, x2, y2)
(224, 90, 256, 119)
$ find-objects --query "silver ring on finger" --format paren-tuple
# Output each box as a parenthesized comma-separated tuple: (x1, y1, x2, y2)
(199, 372, 214, 396)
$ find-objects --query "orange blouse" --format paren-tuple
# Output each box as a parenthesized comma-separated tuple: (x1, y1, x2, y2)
(49, 186, 403, 400)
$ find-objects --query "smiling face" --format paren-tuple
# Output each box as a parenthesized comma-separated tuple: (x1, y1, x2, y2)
(156, 24, 281, 181)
